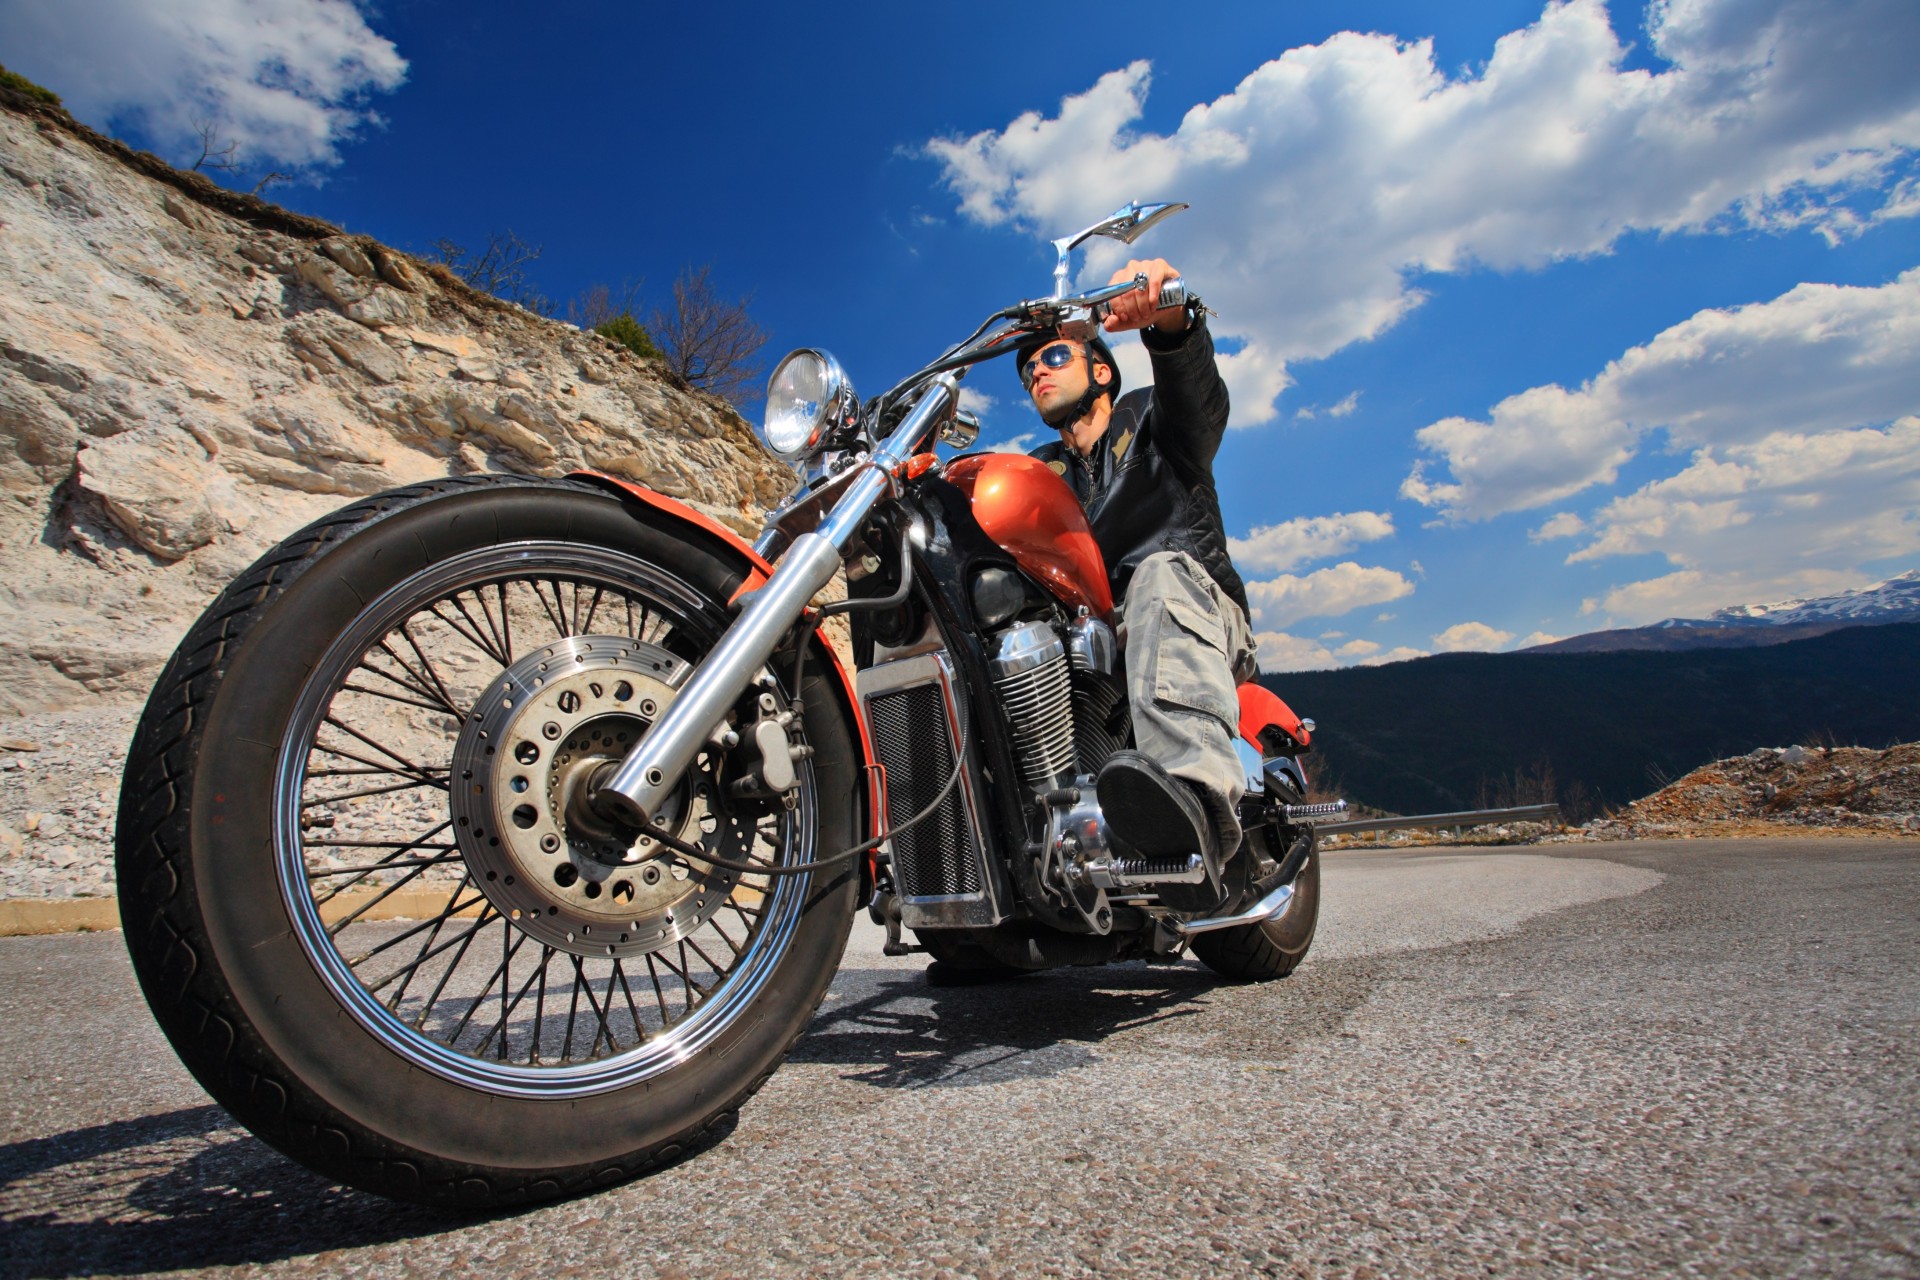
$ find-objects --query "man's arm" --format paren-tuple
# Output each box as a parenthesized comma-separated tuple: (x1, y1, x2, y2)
(1102, 258, 1230, 483)
(1140, 315, 1229, 482)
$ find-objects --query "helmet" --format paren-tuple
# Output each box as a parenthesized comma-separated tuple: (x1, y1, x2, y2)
(1013, 330, 1121, 428)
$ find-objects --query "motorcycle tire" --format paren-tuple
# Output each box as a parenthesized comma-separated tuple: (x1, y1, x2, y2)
(1189, 828, 1320, 981)
(116, 475, 860, 1208)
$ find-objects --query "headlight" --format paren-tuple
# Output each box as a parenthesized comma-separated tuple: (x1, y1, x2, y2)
(762, 349, 856, 462)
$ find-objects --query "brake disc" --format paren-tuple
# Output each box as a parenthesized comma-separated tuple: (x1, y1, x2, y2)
(451, 635, 759, 958)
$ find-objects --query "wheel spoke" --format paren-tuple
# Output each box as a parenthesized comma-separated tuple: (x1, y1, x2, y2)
(282, 550, 811, 1092)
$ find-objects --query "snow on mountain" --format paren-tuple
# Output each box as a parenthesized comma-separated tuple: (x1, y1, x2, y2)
(1532, 571, 1920, 654)
(1707, 570, 1920, 627)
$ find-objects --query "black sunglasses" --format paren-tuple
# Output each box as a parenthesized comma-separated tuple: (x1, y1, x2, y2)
(1020, 342, 1079, 388)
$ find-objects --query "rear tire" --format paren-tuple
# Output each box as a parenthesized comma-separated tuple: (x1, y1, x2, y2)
(116, 476, 860, 1207)
(1189, 827, 1320, 981)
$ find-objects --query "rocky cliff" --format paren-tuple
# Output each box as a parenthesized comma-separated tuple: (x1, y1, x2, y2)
(0, 91, 788, 719)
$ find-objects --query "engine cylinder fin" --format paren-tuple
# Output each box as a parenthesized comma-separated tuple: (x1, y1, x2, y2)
(989, 622, 1077, 789)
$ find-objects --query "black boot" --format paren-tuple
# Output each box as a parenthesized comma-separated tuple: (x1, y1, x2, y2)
(1096, 751, 1219, 862)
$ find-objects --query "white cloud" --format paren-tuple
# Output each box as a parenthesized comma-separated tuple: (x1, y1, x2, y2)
(1567, 417, 1920, 620)
(1229, 510, 1395, 574)
(1335, 638, 1382, 658)
(1531, 512, 1587, 541)
(927, 0, 1920, 425)
(1519, 630, 1565, 648)
(1407, 269, 1920, 520)
(1361, 646, 1430, 666)
(1244, 562, 1415, 630)
(980, 432, 1041, 454)
(1432, 621, 1518, 652)
(1294, 391, 1360, 421)
(0, 0, 407, 169)
(958, 387, 999, 417)
(1254, 631, 1339, 672)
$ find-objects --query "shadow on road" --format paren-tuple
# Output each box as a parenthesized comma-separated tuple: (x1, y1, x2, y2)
(0, 1104, 471, 1278)
(790, 962, 1218, 1089)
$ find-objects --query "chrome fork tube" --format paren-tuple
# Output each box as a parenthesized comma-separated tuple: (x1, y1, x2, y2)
(597, 378, 956, 826)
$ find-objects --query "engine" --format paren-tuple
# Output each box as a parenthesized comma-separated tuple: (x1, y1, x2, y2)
(987, 615, 1219, 923)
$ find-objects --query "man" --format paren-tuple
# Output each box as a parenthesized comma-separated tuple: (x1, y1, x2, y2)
(1019, 258, 1255, 868)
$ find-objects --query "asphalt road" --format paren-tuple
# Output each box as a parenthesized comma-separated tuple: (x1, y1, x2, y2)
(2, 838, 1914, 1278)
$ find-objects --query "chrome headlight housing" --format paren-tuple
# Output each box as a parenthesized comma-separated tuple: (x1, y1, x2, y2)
(762, 349, 857, 464)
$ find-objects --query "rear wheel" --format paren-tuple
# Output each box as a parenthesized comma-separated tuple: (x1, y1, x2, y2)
(116, 476, 859, 1206)
(1189, 827, 1320, 981)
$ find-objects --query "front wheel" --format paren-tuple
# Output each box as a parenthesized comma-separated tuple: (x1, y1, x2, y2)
(116, 476, 860, 1207)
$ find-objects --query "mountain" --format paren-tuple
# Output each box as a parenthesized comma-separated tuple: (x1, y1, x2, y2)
(1530, 570, 1920, 654)
(0, 85, 786, 719)
(1262, 622, 1920, 819)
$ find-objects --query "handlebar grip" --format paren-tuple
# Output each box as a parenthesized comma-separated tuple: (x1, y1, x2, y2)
(1156, 276, 1188, 310)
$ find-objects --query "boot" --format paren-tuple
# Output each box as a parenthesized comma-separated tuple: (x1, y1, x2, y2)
(1096, 751, 1219, 863)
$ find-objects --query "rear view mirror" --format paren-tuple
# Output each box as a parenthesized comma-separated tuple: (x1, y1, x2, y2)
(1050, 200, 1188, 297)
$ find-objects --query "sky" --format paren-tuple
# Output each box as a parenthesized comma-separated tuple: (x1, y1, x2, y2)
(3, 0, 1917, 671)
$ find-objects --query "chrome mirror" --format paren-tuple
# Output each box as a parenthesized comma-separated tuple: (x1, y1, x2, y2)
(1051, 199, 1188, 298)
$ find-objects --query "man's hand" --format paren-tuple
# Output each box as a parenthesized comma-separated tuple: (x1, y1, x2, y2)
(1103, 258, 1187, 334)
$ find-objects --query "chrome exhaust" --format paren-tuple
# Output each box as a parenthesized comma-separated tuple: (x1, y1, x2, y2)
(1171, 878, 1296, 937)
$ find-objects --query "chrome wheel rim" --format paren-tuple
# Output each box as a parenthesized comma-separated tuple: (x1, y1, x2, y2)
(272, 542, 816, 1097)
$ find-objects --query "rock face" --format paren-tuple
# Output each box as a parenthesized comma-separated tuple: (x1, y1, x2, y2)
(0, 100, 790, 719)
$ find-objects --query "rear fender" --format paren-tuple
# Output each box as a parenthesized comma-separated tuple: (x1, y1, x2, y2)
(1237, 682, 1311, 756)
(568, 472, 880, 861)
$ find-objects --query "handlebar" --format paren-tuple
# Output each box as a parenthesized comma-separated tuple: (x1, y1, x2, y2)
(871, 274, 1193, 429)
(1013, 273, 1188, 323)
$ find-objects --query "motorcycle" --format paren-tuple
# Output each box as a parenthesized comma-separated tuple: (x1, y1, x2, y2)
(116, 200, 1340, 1207)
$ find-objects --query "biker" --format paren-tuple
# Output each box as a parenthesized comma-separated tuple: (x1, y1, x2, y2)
(1017, 259, 1255, 869)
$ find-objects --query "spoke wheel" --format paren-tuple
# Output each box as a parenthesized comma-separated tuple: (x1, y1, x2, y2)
(278, 544, 811, 1096)
(116, 477, 861, 1206)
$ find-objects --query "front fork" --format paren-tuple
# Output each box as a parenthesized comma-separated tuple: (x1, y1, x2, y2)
(595, 378, 958, 827)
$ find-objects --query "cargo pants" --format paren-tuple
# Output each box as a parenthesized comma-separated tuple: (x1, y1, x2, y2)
(1122, 550, 1256, 852)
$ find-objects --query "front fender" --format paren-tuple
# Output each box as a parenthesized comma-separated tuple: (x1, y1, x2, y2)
(569, 472, 880, 854)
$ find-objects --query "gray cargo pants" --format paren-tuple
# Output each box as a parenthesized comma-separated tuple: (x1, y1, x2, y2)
(1122, 551, 1256, 852)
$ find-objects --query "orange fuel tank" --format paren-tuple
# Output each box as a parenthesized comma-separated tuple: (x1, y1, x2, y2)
(945, 454, 1114, 621)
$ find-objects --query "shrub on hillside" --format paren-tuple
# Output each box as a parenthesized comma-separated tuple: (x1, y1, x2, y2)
(595, 312, 659, 360)
(1, 65, 62, 107)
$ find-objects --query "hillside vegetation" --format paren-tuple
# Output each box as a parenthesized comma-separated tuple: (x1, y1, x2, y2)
(1264, 622, 1920, 818)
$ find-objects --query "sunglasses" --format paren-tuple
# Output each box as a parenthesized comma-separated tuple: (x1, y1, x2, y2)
(1020, 342, 1079, 388)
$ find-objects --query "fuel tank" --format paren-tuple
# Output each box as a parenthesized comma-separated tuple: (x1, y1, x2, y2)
(946, 454, 1114, 620)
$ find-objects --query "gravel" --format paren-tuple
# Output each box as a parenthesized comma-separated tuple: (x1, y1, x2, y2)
(0, 705, 139, 901)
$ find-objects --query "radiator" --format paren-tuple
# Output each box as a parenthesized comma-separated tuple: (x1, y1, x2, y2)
(858, 649, 1008, 929)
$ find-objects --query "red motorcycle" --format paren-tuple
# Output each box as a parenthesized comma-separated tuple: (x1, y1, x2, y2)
(117, 201, 1338, 1206)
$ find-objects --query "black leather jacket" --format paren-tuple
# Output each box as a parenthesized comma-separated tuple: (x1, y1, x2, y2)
(1029, 316, 1249, 618)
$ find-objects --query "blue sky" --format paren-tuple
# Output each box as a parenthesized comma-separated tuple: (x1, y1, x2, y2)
(4, 0, 1917, 669)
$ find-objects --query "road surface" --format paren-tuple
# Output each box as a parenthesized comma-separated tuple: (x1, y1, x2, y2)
(2, 838, 1914, 1277)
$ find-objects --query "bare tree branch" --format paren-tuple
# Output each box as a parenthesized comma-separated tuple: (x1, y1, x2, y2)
(649, 264, 768, 403)
(426, 231, 554, 316)
(566, 280, 644, 330)
(191, 120, 239, 173)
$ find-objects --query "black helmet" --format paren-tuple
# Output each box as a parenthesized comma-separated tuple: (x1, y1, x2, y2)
(1013, 330, 1121, 427)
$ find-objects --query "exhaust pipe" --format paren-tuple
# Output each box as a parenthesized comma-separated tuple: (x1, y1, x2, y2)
(1171, 827, 1313, 937)
(1172, 879, 1295, 937)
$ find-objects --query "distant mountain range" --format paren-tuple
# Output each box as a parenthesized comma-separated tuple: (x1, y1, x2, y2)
(1531, 570, 1920, 654)
(1262, 621, 1920, 820)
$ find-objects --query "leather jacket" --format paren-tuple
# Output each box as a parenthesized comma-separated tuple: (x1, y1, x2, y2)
(1029, 316, 1250, 619)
